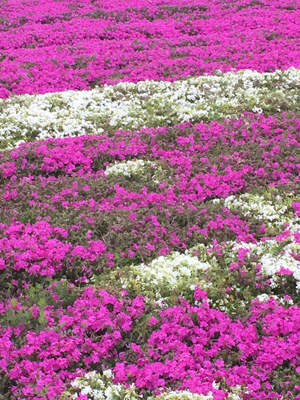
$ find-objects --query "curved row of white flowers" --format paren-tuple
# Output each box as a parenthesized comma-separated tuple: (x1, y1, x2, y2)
(105, 159, 163, 183)
(63, 369, 244, 400)
(105, 160, 154, 178)
(231, 238, 300, 289)
(222, 191, 299, 234)
(1, 67, 300, 150)
(90, 191, 300, 309)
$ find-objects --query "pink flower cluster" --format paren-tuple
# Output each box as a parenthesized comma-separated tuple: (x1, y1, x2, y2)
(0, 288, 143, 399)
(0, 220, 106, 281)
(1, 287, 300, 399)
(2, 112, 300, 190)
(115, 294, 300, 400)
(0, 112, 299, 291)
(1, 0, 300, 97)
(1, 0, 300, 397)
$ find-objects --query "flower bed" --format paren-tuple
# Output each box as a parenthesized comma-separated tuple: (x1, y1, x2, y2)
(2, 0, 300, 399)
(1, 111, 300, 398)
(1, 67, 300, 150)
(1, 0, 300, 98)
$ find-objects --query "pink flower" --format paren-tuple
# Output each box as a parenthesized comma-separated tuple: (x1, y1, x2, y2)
(277, 267, 293, 275)
(83, 287, 94, 298)
(292, 202, 300, 216)
(194, 287, 207, 301)
(129, 212, 137, 221)
(147, 316, 160, 326)
(260, 224, 266, 233)
(176, 137, 190, 146)
(0, 258, 6, 270)
(31, 304, 39, 319)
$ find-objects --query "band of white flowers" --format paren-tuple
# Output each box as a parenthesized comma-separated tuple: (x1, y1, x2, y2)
(1, 67, 300, 150)
(64, 369, 244, 400)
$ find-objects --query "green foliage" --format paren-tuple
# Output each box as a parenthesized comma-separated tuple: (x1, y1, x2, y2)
(0, 374, 17, 400)
(0, 280, 78, 331)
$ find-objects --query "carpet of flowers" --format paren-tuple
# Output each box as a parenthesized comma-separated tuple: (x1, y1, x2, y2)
(1, 1, 300, 399)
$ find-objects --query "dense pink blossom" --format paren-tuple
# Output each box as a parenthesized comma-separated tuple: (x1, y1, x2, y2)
(1, 0, 300, 395)
(1, 0, 300, 97)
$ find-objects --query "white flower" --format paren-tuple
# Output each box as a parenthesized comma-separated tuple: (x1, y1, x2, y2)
(81, 385, 92, 395)
(104, 386, 113, 400)
(257, 293, 270, 302)
(103, 369, 113, 379)
(251, 106, 263, 113)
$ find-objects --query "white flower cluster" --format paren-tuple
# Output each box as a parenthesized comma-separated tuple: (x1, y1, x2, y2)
(156, 382, 245, 400)
(66, 371, 244, 400)
(66, 369, 142, 400)
(105, 159, 152, 178)
(224, 192, 300, 238)
(121, 249, 213, 302)
(231, 236, 300, 289)
(1, 67, 300, 150)
(224, 193, 292, 224)
(105, 159, 161, 182)
(156, 383, 245, 400)
(260, 242, 300, 288)
(154, 390, 213, 400)
(256, 293, 294, 305)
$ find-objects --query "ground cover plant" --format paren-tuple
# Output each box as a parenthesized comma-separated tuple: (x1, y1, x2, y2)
(2, 0, 300, 399)
(1, 0, 300, 98)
